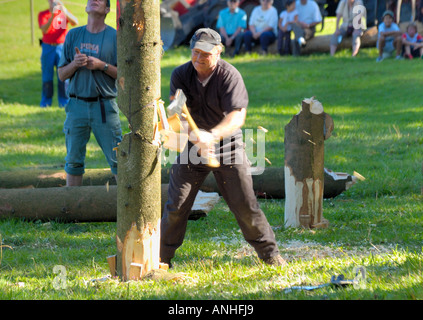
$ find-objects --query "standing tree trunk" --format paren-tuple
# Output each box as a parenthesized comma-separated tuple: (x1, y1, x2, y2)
(284, 98, 333, 229)
(116, 0, 163, 281)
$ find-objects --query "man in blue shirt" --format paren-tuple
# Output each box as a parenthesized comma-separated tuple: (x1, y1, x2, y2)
(216, 0, 247, 57)
(58, 0, 122, 186)
(376, 10, 402, 62)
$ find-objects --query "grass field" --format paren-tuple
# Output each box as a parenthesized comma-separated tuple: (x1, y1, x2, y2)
(1, 0, 423, 303)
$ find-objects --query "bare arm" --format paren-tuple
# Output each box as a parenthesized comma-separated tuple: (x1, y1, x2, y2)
(334, 14, 342, 33)
(58, 47, 117, 82)
(211, 108, 246, 140)
(40, 14, 54, 34)
(380, 31, 402, 37)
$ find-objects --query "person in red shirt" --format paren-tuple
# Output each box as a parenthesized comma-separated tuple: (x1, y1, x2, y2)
(38, 0, 78, 107)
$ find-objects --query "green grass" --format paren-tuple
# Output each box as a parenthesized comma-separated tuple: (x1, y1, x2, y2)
(1, 0, 423, 301)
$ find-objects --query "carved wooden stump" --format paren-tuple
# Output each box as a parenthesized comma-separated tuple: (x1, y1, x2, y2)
(284, 98, 333, 229)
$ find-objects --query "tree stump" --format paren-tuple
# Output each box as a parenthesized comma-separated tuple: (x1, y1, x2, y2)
(284, 98, 333, 228)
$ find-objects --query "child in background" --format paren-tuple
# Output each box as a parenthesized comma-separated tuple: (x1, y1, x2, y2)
(277, 0, 298, 55)
(402, 23, 423, 59)
(376, 10, 402, 62)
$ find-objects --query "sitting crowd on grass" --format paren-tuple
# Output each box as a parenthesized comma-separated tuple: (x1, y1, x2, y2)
(217, 0, 423, 61)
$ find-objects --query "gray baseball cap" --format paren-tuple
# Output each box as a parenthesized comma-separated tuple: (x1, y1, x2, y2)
(190, 28, 222, 53)
(382, 10, 394, 19)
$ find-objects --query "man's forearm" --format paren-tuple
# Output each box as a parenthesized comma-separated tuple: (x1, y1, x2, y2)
(211, 109, 246, 139)
(59, 61, 117, 82)
(58, 62, 78, 82)
(104, 63, 117, 79)
(309, 21, 321, 28)
(40, 15, 54, 34)
(381, 31, 402, 37)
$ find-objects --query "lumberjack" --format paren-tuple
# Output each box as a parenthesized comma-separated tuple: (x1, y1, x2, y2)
(160, 28, 286, 267)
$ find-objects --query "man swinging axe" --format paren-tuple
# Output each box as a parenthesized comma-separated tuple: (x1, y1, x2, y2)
(160, 28, 286, 267)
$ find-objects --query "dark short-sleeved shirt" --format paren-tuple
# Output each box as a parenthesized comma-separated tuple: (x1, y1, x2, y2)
(170, 59, 249, 161)
(58, 25, 117, 98)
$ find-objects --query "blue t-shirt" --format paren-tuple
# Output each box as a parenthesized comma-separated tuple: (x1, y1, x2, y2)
(58, 25, 117, 98)
(377, 22, 400, 47)
(216, 7, 247, 35)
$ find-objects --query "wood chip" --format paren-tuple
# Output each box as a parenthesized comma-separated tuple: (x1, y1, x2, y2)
(257, 126, 268, 133)
(353, 171, 366, 181)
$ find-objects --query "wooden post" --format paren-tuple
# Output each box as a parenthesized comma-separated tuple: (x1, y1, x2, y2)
(116, 0, 163, 281)
(284, 98, 333, 229)
(30, 0, 35, 46)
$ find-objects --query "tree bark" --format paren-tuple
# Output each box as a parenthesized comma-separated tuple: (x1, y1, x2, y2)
(116, 0, 162, 281)
(284, 98, 333, 229)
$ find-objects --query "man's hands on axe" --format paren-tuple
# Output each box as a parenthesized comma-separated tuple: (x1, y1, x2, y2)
(192, 129, 218, 159)
(185, 108, 246, 159)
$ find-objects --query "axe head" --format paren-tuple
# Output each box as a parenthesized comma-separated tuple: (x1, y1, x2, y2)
(167, 89, 187, 117)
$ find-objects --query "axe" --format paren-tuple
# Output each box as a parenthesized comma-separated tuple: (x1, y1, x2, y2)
(167, 89, 220, 168)
(157, 99, 188, 153)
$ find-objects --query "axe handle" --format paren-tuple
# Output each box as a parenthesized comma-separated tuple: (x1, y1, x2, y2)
(181, 104, 200, 135)
(181, 104, 220, 168)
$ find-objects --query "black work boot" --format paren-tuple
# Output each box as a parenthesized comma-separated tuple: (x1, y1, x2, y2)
(160, 258, 173, 269)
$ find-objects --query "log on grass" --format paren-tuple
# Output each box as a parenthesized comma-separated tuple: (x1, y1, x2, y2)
(299, 26, 378, 55)
(258, 26, 378, 55)
(0, 185, 220, 222)
(0, 168, 115, 189)
(0, 166, 356, 199)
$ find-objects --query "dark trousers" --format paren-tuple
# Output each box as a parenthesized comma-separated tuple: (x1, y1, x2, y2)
(220, 32, 244, 56)
(243, 30, 276, 53)
(160, 150, 280, 262)
(291, 24, 316, 55)
(278, 30, 291, 55)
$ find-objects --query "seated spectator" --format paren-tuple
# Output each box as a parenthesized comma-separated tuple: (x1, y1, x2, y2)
(277, 0, 298, 55)
(402, 22, 423, 58)
(376, 10, 403, 62)
(330, 0, 364, 56)
(217, 0, 247, 57)
(291, 0, 322, 55)
(243, 0, 278, 55)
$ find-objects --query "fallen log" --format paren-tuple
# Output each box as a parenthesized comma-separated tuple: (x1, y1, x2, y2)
(0, 168, 115, 189)
(224, 26, 378, 56)
(0, 166, 356, 198)
(298, 26, 378, 55)
(0, 185, 220, 223)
